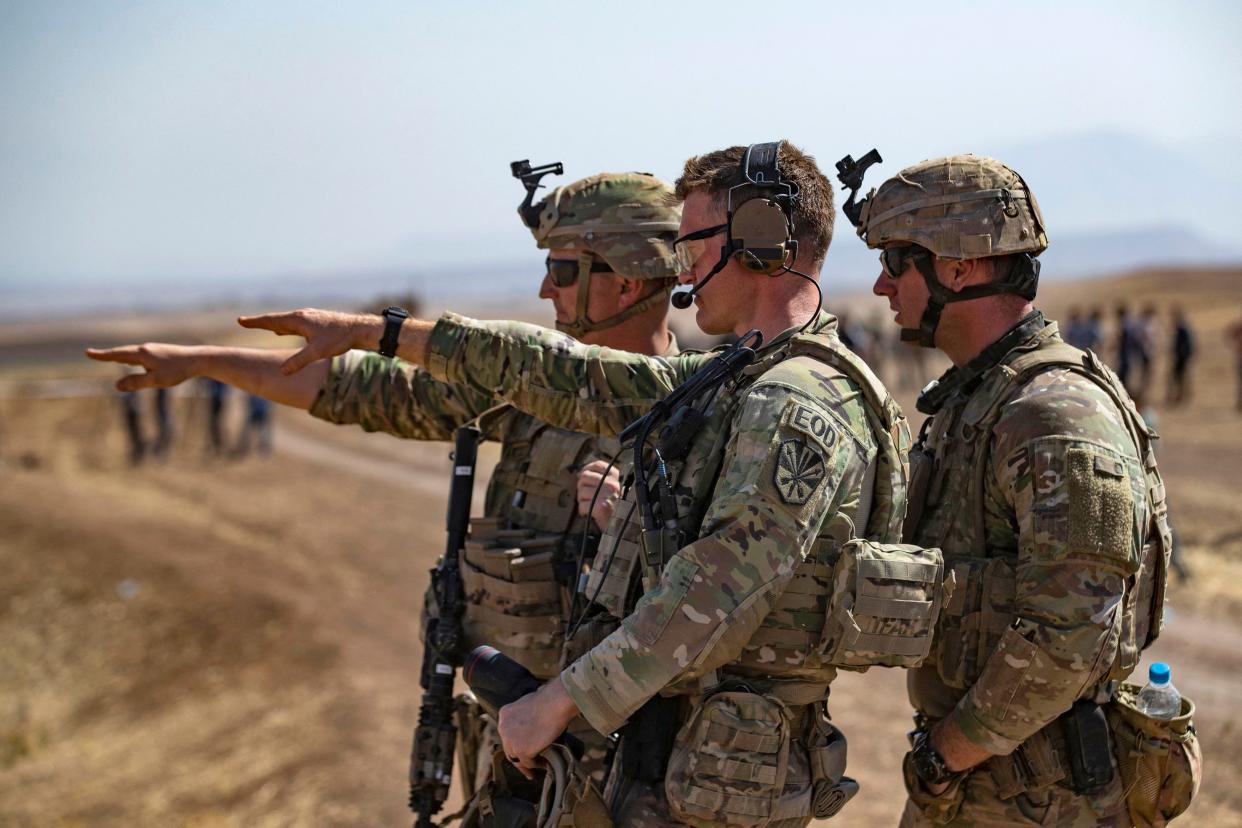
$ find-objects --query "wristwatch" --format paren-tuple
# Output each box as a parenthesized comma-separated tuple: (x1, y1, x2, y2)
(378, 306, 409, 358)
(910, 730, 958, 786)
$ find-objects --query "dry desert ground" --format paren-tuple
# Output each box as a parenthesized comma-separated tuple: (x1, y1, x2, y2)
(1, 267, 1240, 826)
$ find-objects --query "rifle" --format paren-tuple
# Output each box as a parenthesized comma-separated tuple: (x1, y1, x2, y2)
(409, 425, 481, 827)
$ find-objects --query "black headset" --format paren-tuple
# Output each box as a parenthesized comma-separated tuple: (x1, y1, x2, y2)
(672, 141, 799, 308)
(728, 141, 799, 274)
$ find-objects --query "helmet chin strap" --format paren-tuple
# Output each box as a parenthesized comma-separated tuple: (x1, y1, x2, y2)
(901, 253, 1041, 349)
(555, 250, 673, 339)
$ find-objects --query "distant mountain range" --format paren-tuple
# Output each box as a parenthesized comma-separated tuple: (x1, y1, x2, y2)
(3, 130, 1239, 320)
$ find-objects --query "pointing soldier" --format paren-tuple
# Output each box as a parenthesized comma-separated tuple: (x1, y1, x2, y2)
(855, 155, 1182, 826)
(88, 169, 685, 796)
(172, 140, 936, 827)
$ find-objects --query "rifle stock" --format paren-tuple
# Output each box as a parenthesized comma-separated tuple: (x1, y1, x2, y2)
(409, 425, 481, 827)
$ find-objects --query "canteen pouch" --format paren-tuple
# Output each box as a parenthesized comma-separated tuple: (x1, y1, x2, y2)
(820, 540, 947, 669)
(664, 691, 793, 827)
(1106, 684, 1202, 827)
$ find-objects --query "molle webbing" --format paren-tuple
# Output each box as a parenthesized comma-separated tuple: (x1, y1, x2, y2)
(951, 335, 1168, 666)
(786, 335, 910, 542)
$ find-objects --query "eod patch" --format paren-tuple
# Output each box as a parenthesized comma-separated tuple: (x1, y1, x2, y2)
(775, 440, 826, 504)
(773, 401, 840, 506)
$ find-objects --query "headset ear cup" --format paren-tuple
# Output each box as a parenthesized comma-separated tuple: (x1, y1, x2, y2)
(730, 198, 792, 275)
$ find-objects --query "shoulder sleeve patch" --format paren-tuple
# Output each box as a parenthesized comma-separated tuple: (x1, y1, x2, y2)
(775, 439, 827, 505)
(773, 400, 841, 506)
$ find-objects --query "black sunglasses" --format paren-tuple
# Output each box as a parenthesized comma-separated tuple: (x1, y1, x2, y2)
(879, 244, 929, 279)
(545, 256, 614, 288)
(672, 223, 728, 251)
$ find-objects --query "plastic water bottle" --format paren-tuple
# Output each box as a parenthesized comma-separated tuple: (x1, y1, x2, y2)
(1136, 662, 1181, 720)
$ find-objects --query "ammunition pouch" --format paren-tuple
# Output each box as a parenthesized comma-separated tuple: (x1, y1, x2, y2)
(1106, 684, 1202, 827)
(664, 691, 857, 826)
(820, 540, 947, 670)
(460, 518, 573, 680)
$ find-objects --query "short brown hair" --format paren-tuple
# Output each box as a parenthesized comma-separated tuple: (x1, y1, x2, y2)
(674, 141, 835, 268)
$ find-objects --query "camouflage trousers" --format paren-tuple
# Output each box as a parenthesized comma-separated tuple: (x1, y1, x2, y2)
(899, 760, 1130, 828)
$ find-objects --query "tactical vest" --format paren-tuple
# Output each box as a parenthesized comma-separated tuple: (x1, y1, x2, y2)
(459, 408, 619, 679)
(907, 329, 1171, 696)
(584, 330, 937, 697)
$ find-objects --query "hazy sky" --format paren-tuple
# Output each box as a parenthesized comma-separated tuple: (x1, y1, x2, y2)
(2, 0, 1240, 289)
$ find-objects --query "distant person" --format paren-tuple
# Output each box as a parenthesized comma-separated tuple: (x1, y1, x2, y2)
(1083, 306, 1104, 353)
(151, 387, 173, 460)
(1063, 306, 1089, 350)
(120, 391, 146, 465)
(234, 393, 273, 457)
(203, 378, 230, 456)
(1228, 313, 1242, 411)
(1134, 303, 1158, 398)
(1167, 305, 1196, 405)
(1114, 303, 1134, 390)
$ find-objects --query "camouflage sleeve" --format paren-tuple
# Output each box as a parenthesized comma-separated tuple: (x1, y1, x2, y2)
(950, 371, 1143, 755)
(308, 349, 499, 440)
(425, 312, 713, 437)
(561, 375, 874, 735)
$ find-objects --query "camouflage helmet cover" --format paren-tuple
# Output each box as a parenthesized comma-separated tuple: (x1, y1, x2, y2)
(857, 155, 1048, 260)
(526, 172, 685, 280)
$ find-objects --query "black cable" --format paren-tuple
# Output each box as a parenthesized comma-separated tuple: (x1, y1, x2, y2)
(779, 264, 823, 335)
(567, 496, 638, 641)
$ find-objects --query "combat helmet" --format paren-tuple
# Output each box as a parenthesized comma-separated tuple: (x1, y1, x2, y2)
(515, 169, 684, 338)
(844, 154, 1048, 347)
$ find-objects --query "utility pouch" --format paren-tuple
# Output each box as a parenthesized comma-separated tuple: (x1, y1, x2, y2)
(1105, 684, 1202, 827)
(664, 691, 793, 827)
(1062, 699, 1114, 793)
(805, 710, 858, 819)
(819, 540, 947, 669)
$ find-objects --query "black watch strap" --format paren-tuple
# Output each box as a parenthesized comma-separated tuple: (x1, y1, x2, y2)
(378, 306, 409, 358)
(911, 731, 957, 786)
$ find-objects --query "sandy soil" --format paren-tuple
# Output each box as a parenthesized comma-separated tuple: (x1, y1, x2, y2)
(1, 267, 1239, 826)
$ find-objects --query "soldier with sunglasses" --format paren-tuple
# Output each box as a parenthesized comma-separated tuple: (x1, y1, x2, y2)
(858, 156, 1179, 826)
(86, 170, 684, 805)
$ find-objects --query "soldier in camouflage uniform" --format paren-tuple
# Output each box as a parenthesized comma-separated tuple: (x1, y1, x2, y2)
(216, 141, 934, 827)
(86, 171, 685, 795)
(856, 155, 1173, 826)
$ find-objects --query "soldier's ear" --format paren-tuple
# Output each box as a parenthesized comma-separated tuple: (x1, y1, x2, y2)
(615, 276, 646, 309)
(944, 258, 984, 292)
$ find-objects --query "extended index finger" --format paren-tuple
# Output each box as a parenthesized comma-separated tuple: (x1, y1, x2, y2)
(85, 345, 147, 366)
(237, 311, 305, 337)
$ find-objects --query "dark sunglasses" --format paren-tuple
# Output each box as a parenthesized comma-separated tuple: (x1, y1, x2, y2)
(545, 256, 614, 288)
(879, 244, 928, 279)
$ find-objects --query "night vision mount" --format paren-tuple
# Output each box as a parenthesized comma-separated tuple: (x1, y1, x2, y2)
(511, 159, 564, 229)
(835, 149, 883, 229)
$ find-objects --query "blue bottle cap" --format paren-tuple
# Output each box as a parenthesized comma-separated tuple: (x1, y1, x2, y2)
(1149, 662, 1171, 685)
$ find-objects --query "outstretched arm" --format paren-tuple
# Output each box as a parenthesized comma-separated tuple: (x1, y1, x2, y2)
(85, 343, 329, 410)
(237, 308, 433, 374)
